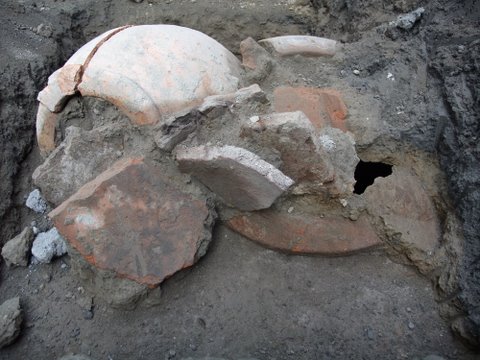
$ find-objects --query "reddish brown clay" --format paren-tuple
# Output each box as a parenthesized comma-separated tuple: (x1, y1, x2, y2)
(50, 158, 214, 287)
(273, 87, 348, 131)
(227, 210, 382, 255)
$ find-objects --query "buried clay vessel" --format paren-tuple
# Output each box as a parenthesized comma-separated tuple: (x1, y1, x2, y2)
(36, 24, 243, 156)
(32, 26, 444, 312)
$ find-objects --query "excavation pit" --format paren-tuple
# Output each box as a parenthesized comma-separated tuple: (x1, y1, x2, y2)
(1, 1, 478, 356)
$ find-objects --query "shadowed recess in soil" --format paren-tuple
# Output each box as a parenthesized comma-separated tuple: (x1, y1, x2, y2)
(353, 161, 393, 194)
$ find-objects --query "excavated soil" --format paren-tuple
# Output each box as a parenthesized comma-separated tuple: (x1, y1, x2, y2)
(0, 0, 479, 359)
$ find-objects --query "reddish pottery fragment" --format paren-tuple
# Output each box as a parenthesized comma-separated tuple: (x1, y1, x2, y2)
(50, 158, 215, 287)
(273, 86, 348, 131)
(176, 145, 294, 211)
(259, 35, 337, 57)
(227, 210, 382, 255)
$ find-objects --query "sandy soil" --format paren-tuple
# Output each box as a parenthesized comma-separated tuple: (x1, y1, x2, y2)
(0, 226, 474, 359)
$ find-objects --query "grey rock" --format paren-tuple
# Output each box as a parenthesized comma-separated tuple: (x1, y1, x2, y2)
(0, 297, 23, 349)
(394, 7, 425, 30)
(1, 227, 35, 267)
(154, 110, 201, 152)
(82, 310, 94, 320)
(241, 111, 335, 195)
(239, 37, 274, 82)
(31, 227, 67, 263)
(34, 23, 53, 38)
(197, 84, 266, 115)
(25, 189, 48, 213)
(317, 127, 359, 196)
(32, 126, 124, 206)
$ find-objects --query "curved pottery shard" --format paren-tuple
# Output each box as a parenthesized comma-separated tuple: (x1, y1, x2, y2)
(36, 104, 58, 156)
(259, 35, 337, 57)
(36, 27, 124, 113)
(176, 145, 294, 211)
(78, 69, 160, 126)
(36, 25, 242, 155)
(49, 158, 216, 287)
(227, 211, 381, 255)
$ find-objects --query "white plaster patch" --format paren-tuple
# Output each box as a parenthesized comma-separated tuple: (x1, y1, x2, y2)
(318, 135, 336, 152)
(26, 189, 48, 213)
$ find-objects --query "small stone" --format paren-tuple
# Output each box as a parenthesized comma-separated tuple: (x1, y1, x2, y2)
(34, 23, 53, 38)
(408, 321, 415, 330)
(70, 327, 80, 338)
(177, 145, 293, 211)
(240, 37, 273, 70)
(31, 227, 68, 263)
(0, 297, 23, 349)
(394, 7, 425, 30)
(26, 189, 48, 213)
(353, 69, 360, 75)
(288, 207, 294, 213)
(1, 227, 35, 267)
(366, 328, 375, 340)
(406, 307, 412, 313)
(154, 110, 201, 152)
(82, 310, 94, 320)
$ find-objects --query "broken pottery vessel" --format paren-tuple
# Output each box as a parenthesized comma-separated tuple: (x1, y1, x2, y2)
(36, 24, 242, 156)
(32, 28, 442, 309)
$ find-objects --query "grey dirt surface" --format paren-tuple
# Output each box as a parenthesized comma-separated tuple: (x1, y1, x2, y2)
(0, 226, 475, 359)
(0, 0, 479, 358)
